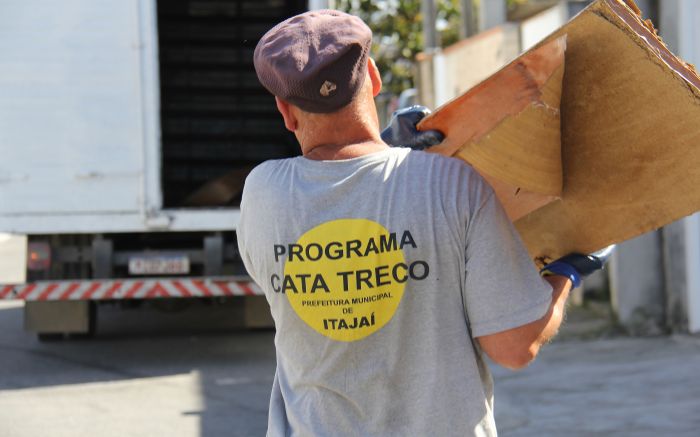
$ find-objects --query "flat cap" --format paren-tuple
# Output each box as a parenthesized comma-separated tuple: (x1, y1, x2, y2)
(253, 10, 373, 113)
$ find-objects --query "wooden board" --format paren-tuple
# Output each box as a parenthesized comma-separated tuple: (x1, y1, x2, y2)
(420, 0, 700, 267)
(420, 36, 567, 222)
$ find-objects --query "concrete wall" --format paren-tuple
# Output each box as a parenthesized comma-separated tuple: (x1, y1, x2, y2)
(658, 0, 700, 333)
(424, 24, 521, 108)
(416, 24, 520, 109)
(520, 1, 568, 50)
(609, 232, 666, 334)
(416, 1, 567, 109)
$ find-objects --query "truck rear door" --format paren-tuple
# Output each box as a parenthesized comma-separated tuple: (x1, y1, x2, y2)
(0, 1, 155, 217)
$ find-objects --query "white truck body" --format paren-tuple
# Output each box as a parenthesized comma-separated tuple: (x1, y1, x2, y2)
(0, 0, 327, 335)
(0, 0, 237, 234)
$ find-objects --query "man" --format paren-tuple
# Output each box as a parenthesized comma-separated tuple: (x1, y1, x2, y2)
(238, 10, 606, 436)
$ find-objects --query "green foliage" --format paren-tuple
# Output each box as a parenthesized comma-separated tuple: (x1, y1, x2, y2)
(336, 0, 462, 96)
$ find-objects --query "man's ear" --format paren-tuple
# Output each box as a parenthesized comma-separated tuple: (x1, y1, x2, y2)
(368, 58, 382, 97)
(275, 97, 297, 132)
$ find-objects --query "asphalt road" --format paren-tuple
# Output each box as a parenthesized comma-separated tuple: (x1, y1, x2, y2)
(2, 299, 700, 437)
(493, 334, 700, 436)
(0, 300, 275, 437)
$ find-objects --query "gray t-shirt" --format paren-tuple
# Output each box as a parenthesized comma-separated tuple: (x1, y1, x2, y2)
(238, 147, 551, 437)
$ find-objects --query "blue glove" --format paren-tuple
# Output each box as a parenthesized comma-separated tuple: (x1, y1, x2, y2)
(540, 245, 616, 288)
(380, 105, 445, 150)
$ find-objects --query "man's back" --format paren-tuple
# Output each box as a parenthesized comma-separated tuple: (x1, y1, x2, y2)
(238, 148, 551, 436)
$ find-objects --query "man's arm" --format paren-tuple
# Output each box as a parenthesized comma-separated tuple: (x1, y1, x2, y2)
(476, 246, 615, 370)
(476, 275, 571, 370)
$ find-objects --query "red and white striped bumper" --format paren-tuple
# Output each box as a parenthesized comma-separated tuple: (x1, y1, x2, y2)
(0, 278, 263, 301)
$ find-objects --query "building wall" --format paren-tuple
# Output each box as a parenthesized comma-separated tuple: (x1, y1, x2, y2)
(659, 0, 700, 333)
(416, 2, 567, 109)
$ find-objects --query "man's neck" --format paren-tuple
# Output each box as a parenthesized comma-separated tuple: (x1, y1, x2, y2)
(303, 140, 389, 161)
(294, 99, 386, 160)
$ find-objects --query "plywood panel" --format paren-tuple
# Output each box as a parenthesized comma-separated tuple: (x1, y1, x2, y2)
(420, 0, 700, 266)
(420, 36, 566, 222)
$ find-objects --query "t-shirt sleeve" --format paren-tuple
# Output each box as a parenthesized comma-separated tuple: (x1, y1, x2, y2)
(463, 186, 552, 338)
(237, 166, 266, 288)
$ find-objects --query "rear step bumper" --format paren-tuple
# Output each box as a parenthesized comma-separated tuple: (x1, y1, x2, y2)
(1, 277, 262, 301)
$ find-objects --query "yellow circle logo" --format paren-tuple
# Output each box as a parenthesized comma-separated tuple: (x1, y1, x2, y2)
(280, 219, 411, 342)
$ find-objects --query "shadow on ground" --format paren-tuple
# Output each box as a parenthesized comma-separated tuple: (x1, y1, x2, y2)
(0, 300, 275, 437)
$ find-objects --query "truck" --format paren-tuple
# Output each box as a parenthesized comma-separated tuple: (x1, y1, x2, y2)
(0, 0, 328, 338)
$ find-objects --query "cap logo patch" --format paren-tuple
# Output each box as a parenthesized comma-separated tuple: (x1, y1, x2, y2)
(320, 80, 337, 97)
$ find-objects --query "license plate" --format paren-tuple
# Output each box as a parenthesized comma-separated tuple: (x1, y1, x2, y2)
(128, 255, 190, 275)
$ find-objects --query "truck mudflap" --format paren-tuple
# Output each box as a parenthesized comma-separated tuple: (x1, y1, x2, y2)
(0, 277, 262, 301)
